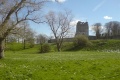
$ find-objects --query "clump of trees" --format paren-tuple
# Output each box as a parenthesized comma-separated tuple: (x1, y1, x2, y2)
(5, 22, 35, 50)
(105, 21, 120, 37)
(92, 21, 120, 39)
(0, 0, 49, 59)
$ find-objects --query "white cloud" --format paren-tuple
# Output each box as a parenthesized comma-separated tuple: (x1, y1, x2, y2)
(70, 20, 80, 27)
(51, 0, 66, 3)
(104, 16, 112, 20)
(57, 0, 66, 3)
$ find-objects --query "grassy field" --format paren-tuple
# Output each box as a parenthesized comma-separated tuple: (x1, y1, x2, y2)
(0, 48, 120, 80)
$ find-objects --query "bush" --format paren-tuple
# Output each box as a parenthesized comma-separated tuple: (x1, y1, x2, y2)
(39, 43, 51, 53)
(73, 35, 92, 48)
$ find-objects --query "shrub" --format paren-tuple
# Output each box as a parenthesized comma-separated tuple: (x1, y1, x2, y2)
(73, 35, 92, 48)
(39, 43, 51, 53)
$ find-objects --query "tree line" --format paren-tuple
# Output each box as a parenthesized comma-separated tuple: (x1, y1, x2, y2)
(0, 0, 49, 59)
(0, 0, 73, 59)
(1, 0, 120, 59)
(92, 21, 120, 39)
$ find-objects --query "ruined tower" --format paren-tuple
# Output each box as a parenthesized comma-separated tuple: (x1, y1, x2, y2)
(75, 21, 89, 36)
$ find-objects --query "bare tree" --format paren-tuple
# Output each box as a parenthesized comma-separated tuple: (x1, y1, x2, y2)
(92, 23, 102, 39)
(105, 21, 120, 37)
(36, 34, 48, 44)
(0, 0, 48, 59)
(25, 28, 35, 48)
(105, 22, 112, 38)
(45, 10, 73, 52)
(19, 21, 36, 49)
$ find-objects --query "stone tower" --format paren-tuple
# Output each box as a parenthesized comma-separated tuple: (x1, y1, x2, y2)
(75, 21, 89, 36)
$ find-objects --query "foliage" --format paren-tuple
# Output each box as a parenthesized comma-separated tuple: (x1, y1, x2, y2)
(39, 43, 51, 53)
(73, 35, 92, 48)
(1, 50, 120, 80)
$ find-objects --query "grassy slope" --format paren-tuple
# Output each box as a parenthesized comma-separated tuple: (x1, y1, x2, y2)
(87, 40, 120, 50)
(62, 40, 120, 51)
(0, 48, 120, 80)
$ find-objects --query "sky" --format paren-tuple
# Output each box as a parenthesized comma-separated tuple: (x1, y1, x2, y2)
(29, 0, 120, 36)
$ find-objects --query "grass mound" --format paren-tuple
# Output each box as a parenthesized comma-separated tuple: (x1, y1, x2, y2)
(62, 40, 120, 51)
(83, 40, 120, 51)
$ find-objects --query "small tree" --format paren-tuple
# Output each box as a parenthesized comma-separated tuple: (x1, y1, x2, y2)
(92, 23, 102, 39)
(45, 10, 73, 52)
(36, 34, 48, 53)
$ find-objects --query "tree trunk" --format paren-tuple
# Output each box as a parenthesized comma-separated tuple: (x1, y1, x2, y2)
(23, 39, 26, 49)
(56, 43, 61, 52)
(0, 39, 4, 59)
(40, 44, 43, 53)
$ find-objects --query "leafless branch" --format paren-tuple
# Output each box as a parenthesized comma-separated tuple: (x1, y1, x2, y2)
(45, 10, 73, 51)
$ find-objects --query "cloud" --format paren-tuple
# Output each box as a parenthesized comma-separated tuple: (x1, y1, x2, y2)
(93, 0, 106, 12)
(51, 0, 66, 3)
(70, 20, 80, 27)
(104, 16, 112, 20)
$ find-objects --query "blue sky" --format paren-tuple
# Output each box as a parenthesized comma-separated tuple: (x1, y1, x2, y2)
(30, 0, 120, 36)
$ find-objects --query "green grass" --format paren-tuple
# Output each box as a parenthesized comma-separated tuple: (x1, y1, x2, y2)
(0, 48, 120, 80)
(5, 42, 35, 51)
(61, 40, 120, 51)
(86, 39, 120, 51)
